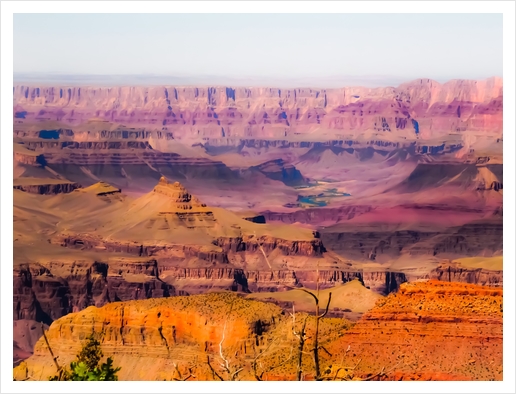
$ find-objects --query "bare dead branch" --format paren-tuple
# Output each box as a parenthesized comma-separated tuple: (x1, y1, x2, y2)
(172, 362, 183, 380)
(290, 303, 309, 381)
(319, 292, 332, 318)
(41, 323, 62, 380)
(360, 360, 403, 382)
(319, 345, 332, 357)
(296, 288, 319, 306)
(231, 367, 244, 381)
(206, 355, 224, 381)
(208, 301, 246, 381)
(362, 366, 386, 381)
(219, 317, 231, 374)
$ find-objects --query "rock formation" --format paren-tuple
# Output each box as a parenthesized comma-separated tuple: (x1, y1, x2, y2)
(249, 159, 307, 187)
(13, 181, 81, 195)
(13, 293, 286, 381)
(328, 280, 503, 380)
(13, 78, 503, 139)
(14, 178, 408, 331)
(14, 280, 503, 381)
(425, 261, 502, 287)
(11, 77, 504, 379)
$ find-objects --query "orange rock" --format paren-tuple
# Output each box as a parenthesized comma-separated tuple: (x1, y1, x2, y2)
(326, 281, 503, 380)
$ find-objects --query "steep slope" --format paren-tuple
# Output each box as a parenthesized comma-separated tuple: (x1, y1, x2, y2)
(328, 280, 503, 380)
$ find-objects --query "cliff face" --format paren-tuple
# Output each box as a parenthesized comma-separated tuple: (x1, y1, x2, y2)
(13, 77, 503, 139)
(249, 159, 307, 186)
(14, 151, 42, 166)
(328, 280, 503, 381)
(13, 293, 287, 381)
(320, 219, 503, 260)
(51, 233, 325, 261)
(425, 262, 502, 287)
(13, 320, 49, 366)
(13, 182, 81, 195)
(13, 255, 406, 328)
(13, 259, 176, 325)
(262, 205, 375, 224)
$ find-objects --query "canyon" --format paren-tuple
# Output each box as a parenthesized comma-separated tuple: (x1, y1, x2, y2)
(12, 77, 503, 380)
(14, 280, 502, 381)
(13, 77, 502, 140)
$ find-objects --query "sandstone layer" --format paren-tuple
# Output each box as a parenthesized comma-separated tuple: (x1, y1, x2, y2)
(328, 280, 503, 380)
(14, 257, 407, 328)
(425, 261, 502, 287)
(13, 180, 81, 195)
(14, 280, 503, 381)
(13, 293, 351, 381)
(13, 78, 503, 139)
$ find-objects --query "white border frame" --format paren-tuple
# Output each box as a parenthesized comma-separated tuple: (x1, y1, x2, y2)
(1, 2, 514, 393)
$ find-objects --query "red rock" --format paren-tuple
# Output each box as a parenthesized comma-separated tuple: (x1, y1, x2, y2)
(12, 78, 502, 140)
(328, 280, 503, 380)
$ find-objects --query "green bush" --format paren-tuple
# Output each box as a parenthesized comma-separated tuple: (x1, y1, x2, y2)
(49, 335, 121, 381)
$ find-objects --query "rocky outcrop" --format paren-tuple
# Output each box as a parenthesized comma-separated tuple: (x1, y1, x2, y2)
(262, 205, 374, 225)
(13, 281, 503, 381)
(152, 176, 207, 209)
(243, 270, 407, 294)
(320, 219, 503, 260)
(14, 293, 286, 381)
(13, 78, 503, 139)
(16, 140, 153, 150)
(13, 320, 48, 367)
(207, 138, 464, 157)
(13, 182, 81, 195)
(249, 159, 307, 186)
(425, 262, 502, 287)
(328, 280, 503, 380)
(50, 233, 326, 262)
(14, 254, 406, 329)
(13, 259, 176, 325)
(45, 154, 239, 185)
(362, 271, 407, 294)
(14, 151, 42, 166)
(212, 235, 325, 257)
(13, 140, 239, 184)
(82, 181, 121, 196)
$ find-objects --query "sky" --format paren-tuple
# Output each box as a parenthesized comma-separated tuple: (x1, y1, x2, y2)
(13, 13, 503, 87)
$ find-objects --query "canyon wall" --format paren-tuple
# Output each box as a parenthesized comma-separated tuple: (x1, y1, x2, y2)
(13, 259, 176, 325)
(425, 262, 502, 287)
(14, 256, 407, 327)
(320, 220, 503, 260)
(13, 182, 81, 195)
(13, 77, 503, 139)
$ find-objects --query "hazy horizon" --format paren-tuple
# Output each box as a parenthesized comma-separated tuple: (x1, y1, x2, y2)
(14, 13, 503, 87)
(12, 72, 503, 90)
